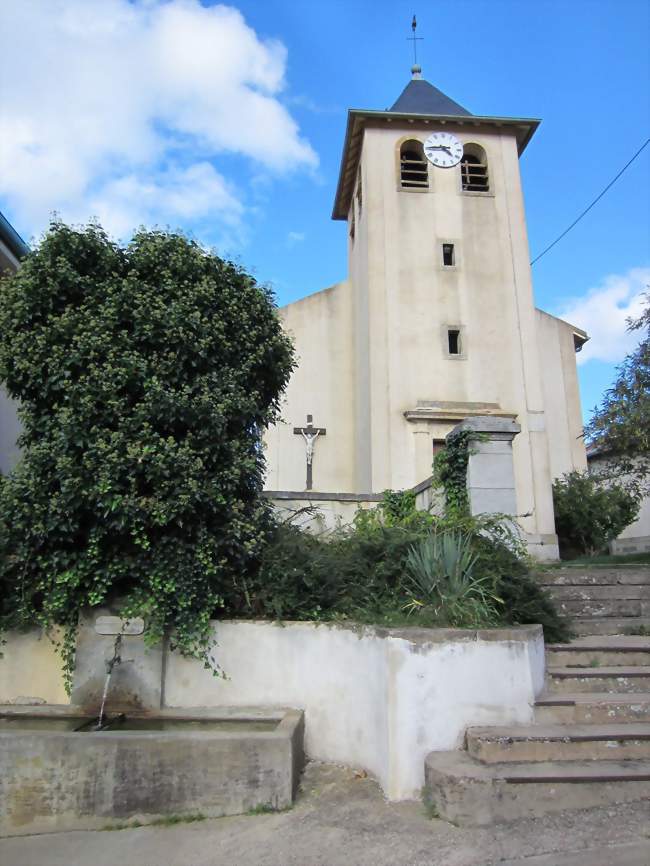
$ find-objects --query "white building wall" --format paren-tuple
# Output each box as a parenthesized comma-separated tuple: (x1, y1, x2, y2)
(536, 309, 588, 480)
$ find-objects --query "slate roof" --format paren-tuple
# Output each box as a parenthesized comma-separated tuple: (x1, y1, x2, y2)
(332, 74, 540, 220)
(389, 78, 472, 117)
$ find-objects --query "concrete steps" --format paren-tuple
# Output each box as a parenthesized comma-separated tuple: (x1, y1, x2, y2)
(534, 693, 650, 724)
(538, 566, 650, 586)
(538, 565, 650, 636)
(424, 750, 650, 825)
(466, 723, 650, 763)
(571, 617, 650, 636)
(423, 564, 650, 824)
(546, 635, 650, 667)
(547, 666, 650, 694)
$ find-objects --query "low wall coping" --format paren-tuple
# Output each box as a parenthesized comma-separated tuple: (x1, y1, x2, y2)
(264, 476, 434, 502)
(209, 619, 542, 645)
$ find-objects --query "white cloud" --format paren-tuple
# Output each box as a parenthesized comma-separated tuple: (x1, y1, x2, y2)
(286, 231, 305, 247)
(0, 0, 317, 241)
(556, 267, 649, 365)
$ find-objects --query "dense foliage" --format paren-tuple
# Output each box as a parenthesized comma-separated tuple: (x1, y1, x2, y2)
(552, 470, 640, 558)
(432, 429, 472, 516)
(0, 222, 294, 687)
(232, 493, 572, 643)
(403, 532, 502, 626)
(586, 293, 649, 485)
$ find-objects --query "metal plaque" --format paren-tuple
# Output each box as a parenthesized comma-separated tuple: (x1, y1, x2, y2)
(95, 615, 144, 636)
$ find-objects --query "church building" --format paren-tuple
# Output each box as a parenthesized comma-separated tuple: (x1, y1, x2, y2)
(264, 67, 589, 559)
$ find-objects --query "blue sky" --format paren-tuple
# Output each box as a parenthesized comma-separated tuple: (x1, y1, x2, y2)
(1, 0, 649, 420)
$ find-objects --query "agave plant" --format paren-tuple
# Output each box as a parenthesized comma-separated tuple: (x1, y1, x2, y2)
(403, 531, 502, 627)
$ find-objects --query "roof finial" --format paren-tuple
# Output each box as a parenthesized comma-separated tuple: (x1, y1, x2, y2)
(407, 14, 423, 78)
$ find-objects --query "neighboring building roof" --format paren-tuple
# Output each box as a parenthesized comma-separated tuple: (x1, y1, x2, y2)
(332, 72, 540, 221)
(0, 211, 29, 268)
(390, 77, 472, 116)
(536, 307, 590, 353)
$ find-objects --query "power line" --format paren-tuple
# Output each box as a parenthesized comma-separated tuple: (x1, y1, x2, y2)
(530, 136, 650, 266)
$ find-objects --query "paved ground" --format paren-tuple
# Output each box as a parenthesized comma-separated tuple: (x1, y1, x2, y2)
(1, 762, 648, 866)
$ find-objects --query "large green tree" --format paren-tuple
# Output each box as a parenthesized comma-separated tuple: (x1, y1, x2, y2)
(586, 292, 649, 487)
(0, 222, 294, 685)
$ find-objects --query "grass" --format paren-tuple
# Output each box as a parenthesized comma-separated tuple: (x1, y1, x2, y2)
(97, 803, 294, 831)
(626, 625, 650, 636)
(246, 802, 292, 816)
(541, 552, 650, 568)
(102, 813, 208, 831)
(423, 799, 440, 820)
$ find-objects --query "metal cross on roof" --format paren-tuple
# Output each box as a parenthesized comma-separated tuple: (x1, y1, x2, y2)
(407, 15, 423, 66)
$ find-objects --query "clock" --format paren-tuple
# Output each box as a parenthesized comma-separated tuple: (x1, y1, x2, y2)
(423, 132, 464, 168)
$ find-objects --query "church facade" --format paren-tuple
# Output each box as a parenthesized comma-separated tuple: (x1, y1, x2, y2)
(264, 70, 588, 558)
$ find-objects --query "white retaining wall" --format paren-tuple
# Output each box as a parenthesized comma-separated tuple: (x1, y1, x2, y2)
(165, 621, 545, 800)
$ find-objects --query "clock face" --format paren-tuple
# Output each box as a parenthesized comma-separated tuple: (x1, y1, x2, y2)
(423, 132, 464, 168)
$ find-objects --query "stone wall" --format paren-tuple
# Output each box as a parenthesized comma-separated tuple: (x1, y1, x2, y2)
(265, 476, 441, 534)
(165, 621, 544, 800)
(0, 620, 544, 802)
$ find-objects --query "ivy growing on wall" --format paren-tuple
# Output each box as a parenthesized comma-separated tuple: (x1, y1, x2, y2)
(0, 222, 295, 690)
(432, 430, 473, 517)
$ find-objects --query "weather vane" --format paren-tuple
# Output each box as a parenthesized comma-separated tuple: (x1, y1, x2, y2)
(407, 15, 423, 66)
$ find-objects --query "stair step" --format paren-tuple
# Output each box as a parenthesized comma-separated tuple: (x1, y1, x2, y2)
(546, 585, 650, 600)
(498, 841, 650, 866)
(466, 723, 650, 763)
(547, 666, 650, 694)
(555, 598, 648, 617)
(537, 567, 650, 586)
(534, 692, 650, 724)
(571, 617, 650, 636)
(424, 750, 650, 825)
(546, 637, 650, 667)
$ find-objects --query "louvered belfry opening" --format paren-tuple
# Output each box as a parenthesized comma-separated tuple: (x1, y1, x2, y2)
(460, 150, 489, 192)
(400, 140, 429, 188)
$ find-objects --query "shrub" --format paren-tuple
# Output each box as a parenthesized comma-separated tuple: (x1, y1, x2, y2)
(403, 532, 502, 627)
(241, 495, 572, 641)
(0, 222, 294, 686)
(552, 470, 640, 558)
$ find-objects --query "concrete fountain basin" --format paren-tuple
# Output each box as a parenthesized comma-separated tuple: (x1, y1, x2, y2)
(0, 705, 304, 836)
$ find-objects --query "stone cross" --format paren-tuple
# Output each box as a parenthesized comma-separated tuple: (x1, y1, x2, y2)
(293, 414, 326, 491)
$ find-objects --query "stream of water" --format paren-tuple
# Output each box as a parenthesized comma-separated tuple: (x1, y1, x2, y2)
(95, 670, 112, 731)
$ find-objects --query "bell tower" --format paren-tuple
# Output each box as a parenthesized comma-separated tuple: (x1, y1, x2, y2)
(332, 67, 558, 547)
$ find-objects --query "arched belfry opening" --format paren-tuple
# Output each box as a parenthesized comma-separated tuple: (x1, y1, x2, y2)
(460, 143, 489, 192)
(399, 140, 429, 189)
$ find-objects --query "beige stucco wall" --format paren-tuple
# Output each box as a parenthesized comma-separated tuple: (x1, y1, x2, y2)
(536, 309, 588, 480)
(614, 489, 650, 552)
(589, 456, 650, 553)
(264, 281, 356, 493)
(0, 628, 68, 705)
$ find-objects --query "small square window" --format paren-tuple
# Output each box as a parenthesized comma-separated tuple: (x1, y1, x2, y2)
(447, 329, 461, 355)
(442, 243, 455, 267)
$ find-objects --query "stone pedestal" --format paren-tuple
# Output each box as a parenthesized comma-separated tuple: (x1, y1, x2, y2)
(446, 416, 521, 518)
(71, 605, 163, 713)
(446, 416, 559, 560)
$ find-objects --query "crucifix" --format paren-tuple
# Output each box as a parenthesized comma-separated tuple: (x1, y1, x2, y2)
(293, 414, 326, 491)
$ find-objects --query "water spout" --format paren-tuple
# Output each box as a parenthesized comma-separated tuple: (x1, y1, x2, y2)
(96, 634, 123, 730)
